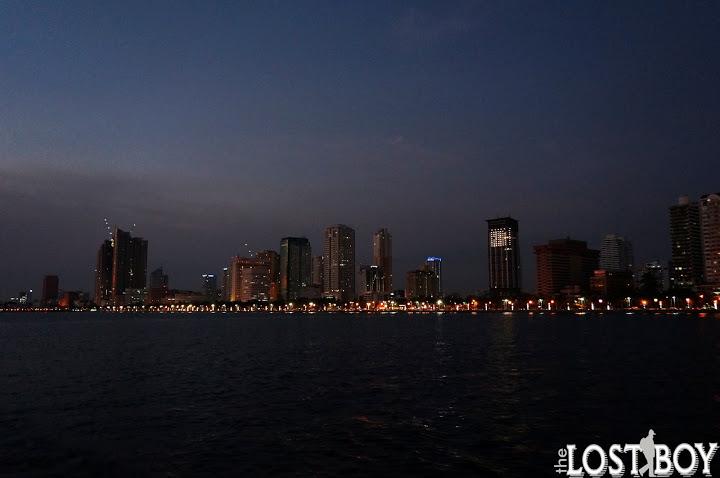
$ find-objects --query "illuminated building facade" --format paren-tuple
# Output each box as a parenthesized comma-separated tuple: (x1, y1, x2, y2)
(257, 250, 280, 301)
(229, 256, 270, 302)
(425, 256, 442, 298)
(487, 217, 520, 297)
(405, 269, 438, 300)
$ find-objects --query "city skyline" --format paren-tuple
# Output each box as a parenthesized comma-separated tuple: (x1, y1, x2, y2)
(1, 2, 720, 298)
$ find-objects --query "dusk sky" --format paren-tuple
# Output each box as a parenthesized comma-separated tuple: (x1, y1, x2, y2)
(1, 1, 719, 298)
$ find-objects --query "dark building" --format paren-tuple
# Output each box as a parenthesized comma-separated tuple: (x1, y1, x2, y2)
(256, 250, 280, 301)
(111, 227, 148, 305)
(487, 217, 520, 297)
(669, 196, 704, 289)
(148, 267, 169, 304)
(201, 273, 217, 301)
(279, 238, 312, 301)
(311, 255, 324, 288)
(41, 275, 59, 306)
(372, 228, 392, 295)
(534, 239, 599, 297)
(590, 269, 634, 300)
(323, 225, 356, 302)
(94, 239, 113, 306)
(700, 193, 720, 286)
(358, 265, 383, 301)
(405, 269, 439, 300)
(425, 257, 443, 298)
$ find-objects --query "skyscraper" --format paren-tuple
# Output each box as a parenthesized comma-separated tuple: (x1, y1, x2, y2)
(405, 268, 439, 300)
(279, 238, 312, 301)
(201, 273, 218, 301)
(358, 265, 383, 301)
(41, 275, 59, 306)
(94, 239, 113, 305)
(425, 257, 442, 298)
(323, 225, 355, 302)
(486, 217, 520, 297)
(534, 238, 599, 297)
(311, 255, 324, 288)
(111, 227, 148, 305)
(256, 250, 280, 301)
(372, 228, 392, 295)
(669, 196, 704, 289)
(220, 267, 230, 301)
(700, 193, 720, 286)
(599, 234, 634, 271)
(148, 267, 169, 304)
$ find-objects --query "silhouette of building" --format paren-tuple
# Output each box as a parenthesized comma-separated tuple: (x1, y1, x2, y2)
(358, 265, 383, 301)
(41, 275, 59, 306)
(405, 268, 439, 300)
(425, 257, 442, 298)
(311, 255, 324, 288)
(700, 193, 720, 286)
(220, 267, 230, 301)
(487, 217, 520, 297)
(590, 269, 634, 299)
(669, 196, 704, 289)
(323, 225, 356, 302)
(110, 227, 148, 305)
(279, 238, 311, 301)
(148, 267, 169, 305)
(94, 239, 113, 306)
(600, 233, 634, 271)
(372, 228, 392, 295)
(534, 238, 599, 297)
(201, 273, 218, 301)
(257, 250, 280, 301)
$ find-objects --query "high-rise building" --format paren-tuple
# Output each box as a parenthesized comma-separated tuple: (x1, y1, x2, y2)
(635, 260, 669, 294)
(372, 228, 392, 295)
(534, 239, 599, 297)
(311, 255, 324, 288)
(599, 234, 634, 272)
(487, 217, 520, 297)
(148, 267, 169, 304)
(425, 257, 442, 298)
(669, 196, 704, 289)
(257, 250, 280, 301)
(323, 225, 356, 302)
(700, 193, 720, 286)
(279, 238, 312, 301)
(229, 256, 270, 302)
(41, 275, 59, 306)
(201, 273, 218, 301)
(220, 267, 230, 301)
(110, 227, 148, 305)
(94, 239, 113, 306)
(358, 265, 383, 301)
(405, 269, 438, 300)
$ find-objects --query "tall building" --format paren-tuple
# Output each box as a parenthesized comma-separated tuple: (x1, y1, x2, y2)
(425, 257, 442, 298)
(94, 239, 113, 305)
(405, 269, 439, 300)
(311, 255, 324, 288)
(372, 228, 392, 295)
(110, 227, 148, 305)
(669, 196, 704, 289)
(148, 267, 169, 304)
(257, 250, 280, 301)
(323, 225, 356, 302)
(700, 193, 720, 286)
(635, 260, 668, 294)
(487, 217, 520, 297)
(220, 267, 230, 301)
(279, 238, 312, 301)
(201, 273, 218, 301)
(358, 265, 383, 301)
(534, 239, 599, 297)
(229, 256, 270, 302)
(41, 275, 59, 306)
(599, 234, 634, 271)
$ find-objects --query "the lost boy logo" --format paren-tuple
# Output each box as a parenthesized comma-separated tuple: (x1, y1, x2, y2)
(555, 430, 718, 477)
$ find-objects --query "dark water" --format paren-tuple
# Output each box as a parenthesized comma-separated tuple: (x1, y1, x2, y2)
(2, 311, 720, 476)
